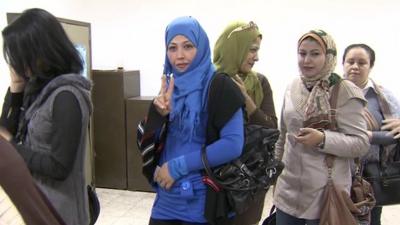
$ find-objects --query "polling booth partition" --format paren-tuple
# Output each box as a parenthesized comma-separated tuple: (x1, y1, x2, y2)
(92, 69, 153, 192)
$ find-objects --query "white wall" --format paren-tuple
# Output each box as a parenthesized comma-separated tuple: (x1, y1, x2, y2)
(1, 0, 400, 114)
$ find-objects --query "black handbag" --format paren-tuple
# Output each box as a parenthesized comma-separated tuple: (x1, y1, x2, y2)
(262, 205, 276, 225)
(202, 124, 283, 215)
(87, 185, 100, 225)
(363, 161, 400, 206)
(361, 80, 400, 206)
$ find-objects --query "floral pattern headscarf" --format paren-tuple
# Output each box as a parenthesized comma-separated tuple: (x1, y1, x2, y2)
(298, 29, 338, 126)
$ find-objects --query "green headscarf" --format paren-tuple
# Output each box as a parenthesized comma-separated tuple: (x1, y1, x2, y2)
(213, 21, 264, 107)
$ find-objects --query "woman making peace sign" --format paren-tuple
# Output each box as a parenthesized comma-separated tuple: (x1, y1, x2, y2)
(137, 16, 245, 224)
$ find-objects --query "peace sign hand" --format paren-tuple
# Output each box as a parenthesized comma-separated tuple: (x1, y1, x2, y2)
(153, 75, 174, 116)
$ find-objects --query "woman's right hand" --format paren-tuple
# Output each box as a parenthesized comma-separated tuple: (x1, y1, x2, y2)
(153, 163, 175, 190)
(153, 75, 174, 116)
(232, 74, 257, 115)
(294, 127, 325, 148)
(9, 67, 25, 93)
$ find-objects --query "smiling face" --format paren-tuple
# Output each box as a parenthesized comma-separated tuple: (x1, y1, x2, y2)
(239, 36, 261, 74)
(298, 38, 326, 79)
(343, 47, 372, 88)
(167, 35, 197, 73)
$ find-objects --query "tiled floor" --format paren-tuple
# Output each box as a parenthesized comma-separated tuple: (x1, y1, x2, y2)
(95, 188, 155, 225)
(95, 188, 400, 225)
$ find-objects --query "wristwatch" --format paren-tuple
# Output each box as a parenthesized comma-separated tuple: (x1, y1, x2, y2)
(318, 130, 326, 149)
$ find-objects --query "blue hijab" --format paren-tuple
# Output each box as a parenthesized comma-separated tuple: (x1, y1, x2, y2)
(164, 16, 215, 141)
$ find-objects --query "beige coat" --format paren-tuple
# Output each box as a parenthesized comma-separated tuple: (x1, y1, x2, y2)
(273, 78, 370, 219)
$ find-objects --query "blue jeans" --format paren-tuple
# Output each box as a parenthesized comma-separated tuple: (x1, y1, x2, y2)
(276, 208, 319, 225)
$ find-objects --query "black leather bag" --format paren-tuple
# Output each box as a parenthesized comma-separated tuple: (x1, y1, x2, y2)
(202, 124, 283, 215)
(363, 161, 400, 206)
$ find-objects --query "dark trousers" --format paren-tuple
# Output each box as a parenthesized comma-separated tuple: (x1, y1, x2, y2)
(149, 218, 209, 225)
(276, 208, 319, 225)
(370, 206, 382, 225)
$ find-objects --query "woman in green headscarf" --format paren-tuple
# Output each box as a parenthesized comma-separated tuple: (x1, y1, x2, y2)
(214, 21, 277, 129)
(213, 21, 277, 225)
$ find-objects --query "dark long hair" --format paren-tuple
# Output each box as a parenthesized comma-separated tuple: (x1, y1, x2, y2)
(2, 8, 83, 93)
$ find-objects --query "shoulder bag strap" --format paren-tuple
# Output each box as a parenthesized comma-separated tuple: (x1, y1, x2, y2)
(363, 109, 380, 131)
(371, 79, 392, 119)
(325, 79, 342, 173)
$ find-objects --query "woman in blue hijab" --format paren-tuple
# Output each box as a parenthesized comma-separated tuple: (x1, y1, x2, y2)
(137, 16, 245, 224)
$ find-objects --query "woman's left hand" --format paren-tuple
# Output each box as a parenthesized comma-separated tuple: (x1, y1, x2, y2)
(153, 162, 175, 190)
(382, 118, 400, 139)
(294, 127, 325, 148)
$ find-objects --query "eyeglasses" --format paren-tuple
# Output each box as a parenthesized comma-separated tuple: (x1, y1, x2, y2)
(227, 21, 258, 39)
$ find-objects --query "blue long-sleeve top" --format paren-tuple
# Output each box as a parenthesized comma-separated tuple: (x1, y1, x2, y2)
(136, 73, 245, 222)
(152, 108, 243, 222)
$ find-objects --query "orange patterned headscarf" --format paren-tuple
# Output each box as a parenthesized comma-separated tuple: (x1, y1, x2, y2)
(298, 30, 338, 127)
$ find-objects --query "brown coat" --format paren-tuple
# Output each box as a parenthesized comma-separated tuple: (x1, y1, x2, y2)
(247, 73, 278, 128)
(226, 73, 277, 225)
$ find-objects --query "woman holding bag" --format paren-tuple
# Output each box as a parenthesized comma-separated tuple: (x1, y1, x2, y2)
(343, 43, 400, 225)
(273, 30, 369, 225)
(212, 20, 277, 225)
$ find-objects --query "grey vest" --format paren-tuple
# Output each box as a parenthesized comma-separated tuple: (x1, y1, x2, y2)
(23, 74, 92, 225)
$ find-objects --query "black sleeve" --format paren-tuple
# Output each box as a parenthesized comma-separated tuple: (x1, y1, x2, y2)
(0, 88, 24, 135)
(143, 102, 168, 133)
(14, 91, 82, 180)
(206, 73, 245, 144)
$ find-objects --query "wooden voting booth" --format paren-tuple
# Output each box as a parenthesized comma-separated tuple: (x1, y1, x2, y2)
(92, 69, 139, 189)
(92, 70, 153, 192)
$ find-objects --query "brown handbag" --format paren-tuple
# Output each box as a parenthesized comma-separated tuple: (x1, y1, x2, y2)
(319, 155, 359, 225)
(319, 156, 376, 225)
(350, 160, 376, 223)
(318, 80, 375, 225)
